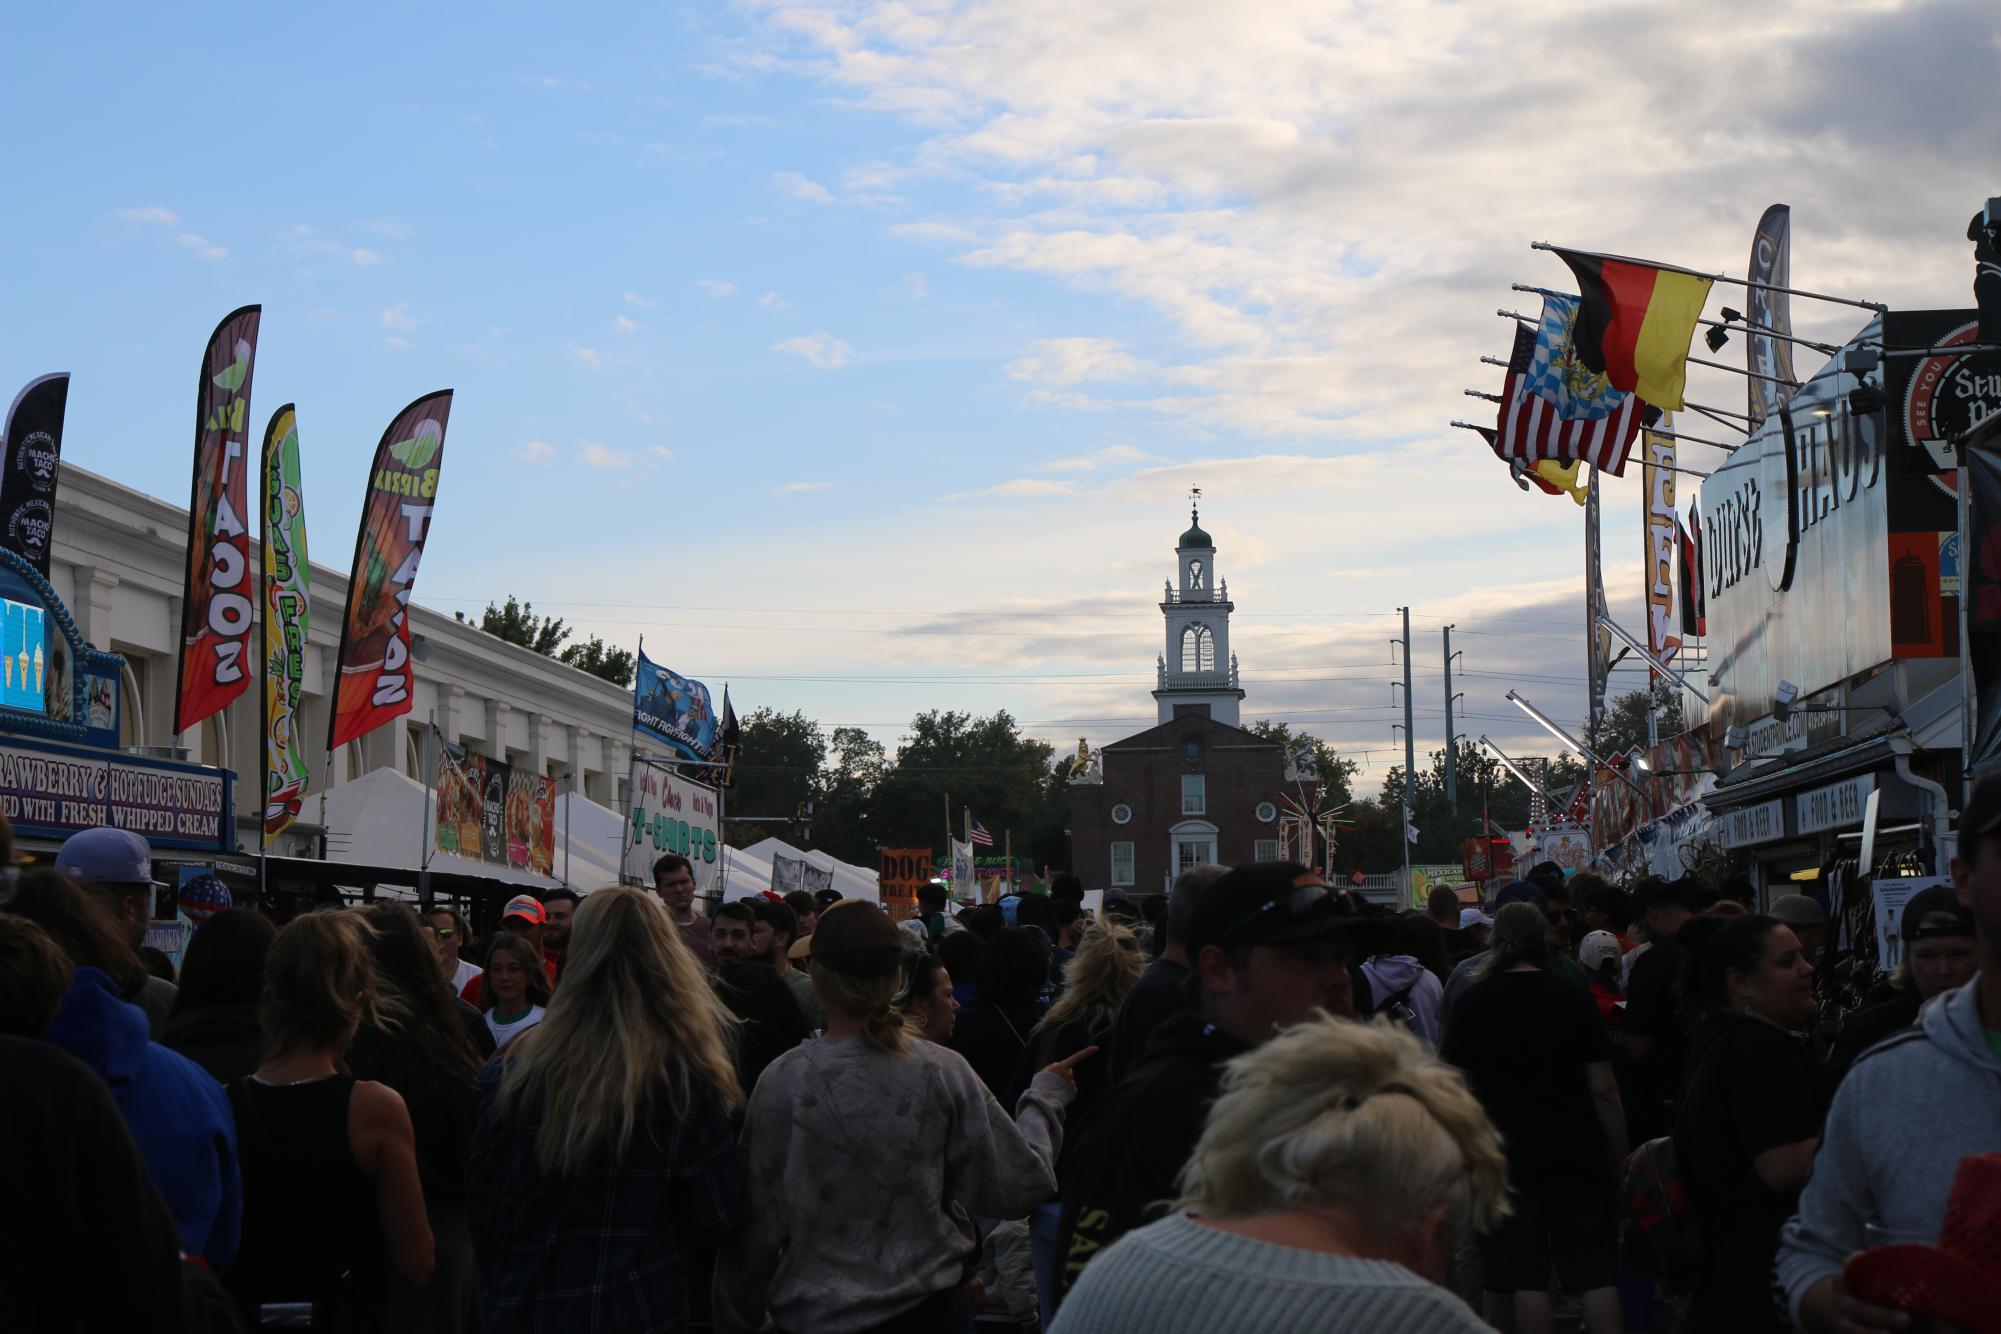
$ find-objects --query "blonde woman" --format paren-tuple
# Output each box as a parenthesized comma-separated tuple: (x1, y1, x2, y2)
(717, 900, 1094, 1334)
(1050, 1016, 1507, 1333)
(225, 910, 434, 1329)
(467, 886, 746, 1334)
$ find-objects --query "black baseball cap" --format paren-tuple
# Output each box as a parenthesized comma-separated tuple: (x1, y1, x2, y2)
(1182, 861, 1366, 957)
(1962, 774, 2001, 847)
(1901, 884, 1975, 941)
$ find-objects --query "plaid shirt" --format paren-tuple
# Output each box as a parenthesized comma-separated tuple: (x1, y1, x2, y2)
(467, 1057, 747, 1333)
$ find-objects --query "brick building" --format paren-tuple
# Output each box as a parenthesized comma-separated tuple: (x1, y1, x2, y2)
(1069, 506, 1295, 894)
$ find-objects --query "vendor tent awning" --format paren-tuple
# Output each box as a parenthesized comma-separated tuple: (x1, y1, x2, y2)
(319, 767, 625, 891)
(737, 836, 880, 903)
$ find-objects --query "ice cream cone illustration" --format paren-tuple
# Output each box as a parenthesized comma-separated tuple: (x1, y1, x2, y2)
(34, 644, 42, 693)
(6, 656, 14, 691)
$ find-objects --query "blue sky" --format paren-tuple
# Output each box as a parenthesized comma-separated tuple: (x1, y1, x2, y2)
(6, 1, 1997, 789)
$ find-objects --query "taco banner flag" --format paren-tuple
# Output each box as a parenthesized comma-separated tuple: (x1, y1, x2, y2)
(175, 305, 262, 735)
(327, 389, 451, 753)
(0, 372, 70, 576)
(260, 405, 311, 841)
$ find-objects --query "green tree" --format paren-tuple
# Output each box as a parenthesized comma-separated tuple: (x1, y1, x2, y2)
(1596, 685, 1687, 755)
(457, 596, 567, 655)
(556, 635, 635, 687)
(869, 710, 1063, 868)
(1243, 720, 1358, 807)
(814, 726, 888, 863)
(724, 709, 825, 847)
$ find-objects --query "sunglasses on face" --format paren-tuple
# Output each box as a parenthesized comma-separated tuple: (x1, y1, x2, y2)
(430, 924, 456, 938)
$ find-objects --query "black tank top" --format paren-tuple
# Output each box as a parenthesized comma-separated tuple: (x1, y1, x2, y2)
(226, 1074, 385, 1306)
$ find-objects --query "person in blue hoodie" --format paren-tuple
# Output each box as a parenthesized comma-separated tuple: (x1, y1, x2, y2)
(34, 875, 243, 1273)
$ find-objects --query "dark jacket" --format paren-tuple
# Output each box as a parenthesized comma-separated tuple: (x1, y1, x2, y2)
(163, 999, 266, 1086)
(714, 962, 807, 1099)
(950, 1000, 1040, 1100)
(42, 967, 243, 1270)
(1827, 988, 1923, 1088)
(1105, 958, 1189, 1086)
(1053, 1012, 1249, 1307)
(466, 1056, 747, 1334)
(0, 1038, 188, 1331)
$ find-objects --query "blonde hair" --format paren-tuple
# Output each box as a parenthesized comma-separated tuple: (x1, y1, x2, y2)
(815, 962, 910, 1055)
(1034, 923, 1143, 1038)
(263, 910, 381, 1058)
(496, 887, 742, 1176)
(1178, 1015, 1509, 1243)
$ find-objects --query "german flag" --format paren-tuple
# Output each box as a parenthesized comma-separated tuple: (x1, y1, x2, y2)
(1554, 250, 1713, 411)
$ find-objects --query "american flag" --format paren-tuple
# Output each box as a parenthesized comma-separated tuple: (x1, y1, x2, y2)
(969, 814, 995, 847)
(1493, 322, 1646, 476)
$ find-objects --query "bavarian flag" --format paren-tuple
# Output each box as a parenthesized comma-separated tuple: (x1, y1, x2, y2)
(1553, 249, 1713, 411)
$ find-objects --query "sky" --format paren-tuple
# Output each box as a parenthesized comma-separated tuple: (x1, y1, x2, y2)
(5, 0, 2000, 797)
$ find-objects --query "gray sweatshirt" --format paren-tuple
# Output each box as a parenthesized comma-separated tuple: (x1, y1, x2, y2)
(1776, 976, 2001, 1326)
(713, 1035, 1072, 1333)
(1048, 1211, 1493, 1333)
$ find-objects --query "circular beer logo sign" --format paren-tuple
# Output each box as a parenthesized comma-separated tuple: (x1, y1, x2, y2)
(14, 432, 58, 493)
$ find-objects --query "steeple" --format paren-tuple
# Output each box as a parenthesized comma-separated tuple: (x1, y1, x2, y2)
(1153, 491, 1244, 725)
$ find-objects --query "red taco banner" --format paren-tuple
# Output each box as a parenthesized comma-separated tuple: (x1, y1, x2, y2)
(175, 305, 261, 735)
(327, 390, 451, 752)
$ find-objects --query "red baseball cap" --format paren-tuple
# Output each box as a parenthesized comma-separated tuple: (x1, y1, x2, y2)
(502, 894, 547, 926)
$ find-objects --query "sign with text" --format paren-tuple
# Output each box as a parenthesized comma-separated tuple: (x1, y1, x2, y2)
(878, 846, 934, 910)
(1796, 774, 1875, 836)
(0, 737, 231, 850)
(1719, 798, 1785, 849)
(1641, 427, 1683, 678)
(176, 306, 261, 735)
(622, 760, 719, 894)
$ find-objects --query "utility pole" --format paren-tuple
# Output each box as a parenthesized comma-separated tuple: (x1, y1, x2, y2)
(1401, 606, 1416, 891)
(1443, 625, 1459, 813)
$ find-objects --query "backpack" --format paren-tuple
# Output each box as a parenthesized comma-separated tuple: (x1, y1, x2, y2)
(1617, 1027, 1735, 1287)
(1373, 981, 1419, 1030)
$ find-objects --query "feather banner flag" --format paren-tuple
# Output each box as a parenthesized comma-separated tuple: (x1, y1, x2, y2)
(1551, 249, 1712, 411)
(175, 305, 261, 735)
(327, 391, 451, 753)
(0, 373, 69, 576)
(261, 406, 311, 841)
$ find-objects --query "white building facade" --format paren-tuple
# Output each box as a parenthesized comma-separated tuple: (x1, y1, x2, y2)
(49, 464, 636, 860)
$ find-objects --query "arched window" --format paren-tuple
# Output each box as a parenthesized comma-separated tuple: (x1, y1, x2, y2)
(1180, 624, 1215, 673)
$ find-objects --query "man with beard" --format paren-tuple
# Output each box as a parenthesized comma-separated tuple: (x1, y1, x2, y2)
(540, 887, 579, 976)
(712, 900, 809, 1095)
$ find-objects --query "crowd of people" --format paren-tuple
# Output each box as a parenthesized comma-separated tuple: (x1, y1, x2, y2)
(4, 774, 2001, 1333)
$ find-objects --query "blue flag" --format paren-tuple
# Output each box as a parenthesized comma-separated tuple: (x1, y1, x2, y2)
(1524, 294, 1632, 423)
(632, 648, 718, 761)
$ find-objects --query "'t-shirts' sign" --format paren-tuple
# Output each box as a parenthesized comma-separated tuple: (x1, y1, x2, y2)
(0, 738, 231, 849)
(622, 761, 720, 893)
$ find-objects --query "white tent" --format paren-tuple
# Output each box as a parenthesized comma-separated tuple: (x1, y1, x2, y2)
(318, 767, 626, 894)
(735, 837, 880, 904)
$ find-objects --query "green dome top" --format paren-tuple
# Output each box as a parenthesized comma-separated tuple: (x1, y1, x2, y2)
(1178, 505, 1211, 549)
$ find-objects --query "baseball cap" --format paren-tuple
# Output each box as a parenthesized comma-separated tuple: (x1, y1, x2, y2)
(1631, 875, 1693, 912)
(1182, 861, 1365, 958)
(1901, 884, 1975, 941)
(1578, 929, 1623, 974)
(55, 827, 166, 888)
(501, 894, 547, 926)
(1769, 893, 1826, 928)
(1459, 906, 1495, 931)
(1489, 879, 1549, 912)
(812, 899, 905, 976)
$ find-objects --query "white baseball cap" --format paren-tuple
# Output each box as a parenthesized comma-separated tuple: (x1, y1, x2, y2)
(1458, 906, 1494, 931)
(1578, 929, 1623, 974)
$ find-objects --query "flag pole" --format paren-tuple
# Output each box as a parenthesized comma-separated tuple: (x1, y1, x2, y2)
(1528, 242, 1888, 313)
(1494, 310, 1815, 385)
(1508, 285, 1843, 355)
(1449, 421, 1719, 472)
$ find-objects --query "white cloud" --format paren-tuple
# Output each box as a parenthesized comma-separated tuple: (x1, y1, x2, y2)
(579, 442, 632, 469)
(176, 233, 228, 260)
(380, 303, 416, 333)
(648, 445, 676, 462)
(571, 346, 605, 368)
(351, 248, 383, 267)
(695, 278, 736, 298)
(774, 170, 835, 203)
(905, 272, 928, 299)
(365, 219, 413, 239)
(1006, 337, 1149, 388)
(613, 315, 643, 333)
(624, 291, 654, 308)
(773, 480, 833, 494)
(518, 440, 557, 464)
(773, 332, 852, 368)
(116, 206, 177, 225)
(1040, 444, 1162, 473)
(759, 290, 790, 310)
(943, 477, 1083, 502)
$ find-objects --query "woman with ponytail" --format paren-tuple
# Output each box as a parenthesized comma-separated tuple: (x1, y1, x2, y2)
(717, 900, 1094, 1334)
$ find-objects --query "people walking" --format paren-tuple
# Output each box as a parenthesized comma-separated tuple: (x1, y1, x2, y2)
(165, 906, 278, 1084)
(1106, 865, 1224, 1083)
(467, 885, 747, 1334)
